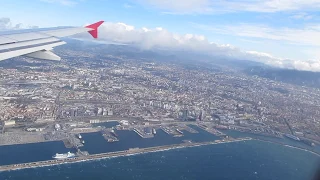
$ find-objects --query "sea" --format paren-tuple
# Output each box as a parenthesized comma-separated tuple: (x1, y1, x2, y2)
(0, 123, 319, 180)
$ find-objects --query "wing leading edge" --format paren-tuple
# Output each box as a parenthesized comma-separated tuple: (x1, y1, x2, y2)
(0, 21, 104, 61)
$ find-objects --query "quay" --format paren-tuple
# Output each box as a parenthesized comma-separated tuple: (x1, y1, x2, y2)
(161, 126, 181, 136)
(133, 128, 153, 138)
(181, 125, 198, 133)
(161, 127, 171, 135)
(198, 124, 226, 136)
(0, 137, 252, 172)
(174, 129, 184, 137)
(133, 128, 144, 138)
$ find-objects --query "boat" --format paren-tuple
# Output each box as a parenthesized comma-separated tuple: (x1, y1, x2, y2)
(110, 130, 118, 137)
(82, 140, 85, 144)
(78, 134, 82, 139)
(284, 134, 300, 141)
(152, 128, 156, 135)
(52, 152, 75, 159)
(176, 129, 183, 134)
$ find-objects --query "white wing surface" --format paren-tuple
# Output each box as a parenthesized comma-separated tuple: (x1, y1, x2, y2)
(0, 21, 104, 61)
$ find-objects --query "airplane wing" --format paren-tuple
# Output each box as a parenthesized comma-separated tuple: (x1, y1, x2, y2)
(0, 21, 104, 61)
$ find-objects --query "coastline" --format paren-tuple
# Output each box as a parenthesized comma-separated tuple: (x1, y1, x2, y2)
(0, 137, 251, 172)
(254, 138, 320, 157)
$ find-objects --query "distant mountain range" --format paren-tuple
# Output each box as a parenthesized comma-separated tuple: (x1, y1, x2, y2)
(2, 38, 319, 89)
(244, 66, 320, 88)
(66, 39, 320, 89)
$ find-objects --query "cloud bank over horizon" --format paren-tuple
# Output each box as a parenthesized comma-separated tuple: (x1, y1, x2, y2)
(1, 17, 320, 72)
(136, 0, 320, 14)
(79, 21, 320, 72)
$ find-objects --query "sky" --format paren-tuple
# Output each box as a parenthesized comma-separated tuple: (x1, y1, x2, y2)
(0, 0, 320, 71)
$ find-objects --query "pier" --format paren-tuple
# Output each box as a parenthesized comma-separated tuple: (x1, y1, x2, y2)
(161, 126, 183, 136)
(198, 124, 226, 137)
(174, 129, 184, 137)
(0, 137, 252, 172)
(181, 125, 198, 133)
(133, 128, 154, 138)
(101, 129, 119, 142)
(176, 129, 184, 134)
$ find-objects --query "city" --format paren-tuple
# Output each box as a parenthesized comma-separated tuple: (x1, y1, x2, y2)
(0, 41, 319, 151)
(1, 0, 320, 179)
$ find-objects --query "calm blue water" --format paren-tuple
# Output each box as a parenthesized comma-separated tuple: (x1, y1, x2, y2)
(0, 141, 74, 166)
(0, 126, 319, 180)
(0, 140, 319, 180)
(221, 129, 320, 153)
(79, 125, 220, 154)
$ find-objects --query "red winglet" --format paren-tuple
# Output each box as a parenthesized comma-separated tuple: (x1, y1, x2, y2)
(85, 21, 104, 38)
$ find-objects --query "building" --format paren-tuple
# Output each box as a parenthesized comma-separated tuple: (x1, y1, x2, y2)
(198, 110, 205, 121)
(120, 120, 129, 126)
(90, 120, 100, 124)
(97, 108, 103, 115)
(107, 110, 113, 116)
(55, 124, 61, 131)
(182, 110, 188, 121)
(4, 120, 15, 126)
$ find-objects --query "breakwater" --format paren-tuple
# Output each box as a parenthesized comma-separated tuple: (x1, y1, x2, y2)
(0, 137, 252, 172)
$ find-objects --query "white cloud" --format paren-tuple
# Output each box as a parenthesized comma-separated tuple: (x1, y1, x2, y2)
(77, 21, 320, 72)
(137, 0, 212, 13)
(2, 17, 319, 72)
(124, 3, 134, 9)
(0, 18, 38, 30)
(0, 17, 23, 30)
(135, 0, 320, 13)
(40, 0, 80, 6)
(191, 22, 320, 47)
(191, 22, 320, 66)
(222, 0, 320, 12)
(0, 18, 11, 30)
(290, 12, 313, 20)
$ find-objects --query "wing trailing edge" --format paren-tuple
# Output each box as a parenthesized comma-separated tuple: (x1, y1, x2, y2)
(25, 50, 61, 61)
(0, 21, 104, 61)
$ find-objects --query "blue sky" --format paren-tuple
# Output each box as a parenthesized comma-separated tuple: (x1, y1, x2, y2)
(1, 0, 320, 71)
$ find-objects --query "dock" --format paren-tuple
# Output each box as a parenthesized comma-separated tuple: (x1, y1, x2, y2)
(161, 127, 171, 135)
(0, 137, 252, 172)
(133, 128, 154, 138)
(174, 129, 184, 137)
(62, 139, 73, 148)
(161, 126, 182, 136)
(197, 124, 226, 136)
(62, 134, 83, 148)
(101, 129, 119, 142)
(181, 125, 198, 133)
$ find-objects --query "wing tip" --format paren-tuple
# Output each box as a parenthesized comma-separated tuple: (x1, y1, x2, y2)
(85, 21, 104, 39)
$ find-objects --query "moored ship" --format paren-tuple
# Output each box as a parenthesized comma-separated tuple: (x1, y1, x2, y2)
(284, 134, 300, 141)
(52, 152, 75, 159)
